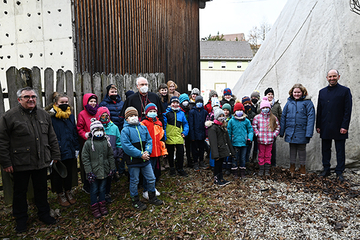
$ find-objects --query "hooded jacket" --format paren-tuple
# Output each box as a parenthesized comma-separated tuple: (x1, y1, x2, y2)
(141, 116, 167, 157)
(208, 123, 235, 160)
(103, 121, 123, 159)
(99, 94, 124, 129)
(188, 105, 207, 141)
(163, 106, 189, 145)
(77, 93, 98, 140)
(227, 116, 254, 147)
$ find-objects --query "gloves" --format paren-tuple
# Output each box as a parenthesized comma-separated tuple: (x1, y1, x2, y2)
(87, 172, 97, 184)
(85, 132, 90, 139)
(246, 139, 251, 145)
(108, 170, 116, 177)
(75, 150, 79, 159)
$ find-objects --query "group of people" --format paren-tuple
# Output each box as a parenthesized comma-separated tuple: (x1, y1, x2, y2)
(0, 69, 352, 233)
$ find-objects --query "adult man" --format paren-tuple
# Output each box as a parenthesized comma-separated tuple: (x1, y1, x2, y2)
(0, 87, 61, 233)
(316, 69, 352, 182)
(120, 77, 165, 125)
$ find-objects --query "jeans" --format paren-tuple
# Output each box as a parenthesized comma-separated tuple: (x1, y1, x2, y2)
(90, 178, 107, 205)
(128, 163, 156, 197)
(322, 139, 346, 175)
(143, 157, 157, 192)
(258, 144, 273, 165)
(233, 146, 247, 168)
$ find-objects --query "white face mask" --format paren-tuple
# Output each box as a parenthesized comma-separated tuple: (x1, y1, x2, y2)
(213, 106, 219, 111)
(182, 101, 189, 107)
(172, 107, 180, 111)
(93, 130, 104, 138)
(140, 86, 148, 93)
(128, 116, 139, 125)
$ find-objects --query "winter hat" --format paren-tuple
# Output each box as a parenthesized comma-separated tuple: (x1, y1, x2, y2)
(125, 90, 134, 99)
(222, 103, 231, 112)
(233, 102, 245, 112)
(96, 106, 111, 123)
(106, 84, 117, 94)
(125, 106, 138, 119)
(209, 90, 218, 99)
(179, 93, 190, 104)
(191, 88, 200, 95)
(195, 95, 203, 103)
(170, 96, 180, 103)
(214, 108, 225, 120)
(260, 97, 272, 109)
(264, 88, 274, 96)
(250, 90, 260, 99)
(223, 88, 232, 96)
(211, 97, 220, 107)
(89, 118, 111, 151)
(241, 96, 252, 105)
(145, 103, 157, 115)
(88, 94, 97, 103)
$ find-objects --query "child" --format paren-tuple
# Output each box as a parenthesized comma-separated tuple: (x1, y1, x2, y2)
(121, 107, 163, 210)
(221, 103, 233, 175)
(208, 108, 235, 186)
(252, 97, 280, 176)
(220, 88, 236, 112)
(140, 103, 167, 199)
(179, 93, 193, 168)
(280, 84, 315, 175)
(242, 96, 257, 164)
(222, 103, 232, 123)
(189, 88, 200, 109)
(96, 106, 123, 203)
(189, 96, 208, 171)
(204, 90, 218, 113)
(82, 119, 116, 218)
(164, 96, 189, 176)
(99, 84, 124, 130)
(227, 103, 254, 178)
(157, 83, 169, 110)
(205, 97, 221, 168)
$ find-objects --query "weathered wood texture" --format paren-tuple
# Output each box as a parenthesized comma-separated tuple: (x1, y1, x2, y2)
(72, 0, 201, 93)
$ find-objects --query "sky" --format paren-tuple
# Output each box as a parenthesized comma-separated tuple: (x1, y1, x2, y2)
(200, 0, 288, 40)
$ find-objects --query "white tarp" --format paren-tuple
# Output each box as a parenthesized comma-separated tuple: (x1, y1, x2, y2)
(233, 0, 360, 171)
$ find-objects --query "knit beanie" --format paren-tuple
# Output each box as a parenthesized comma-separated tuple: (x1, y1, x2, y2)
(211, 97, 220, 107)
(96, 106, 111, 123)
(125, 106, 138, 119)
(170, 96, 180, 103)
(241, 96, 252, 105)
(222, 103, 231, 112)
(106, 84, 117, 94)
(90, 118, 104, 133)
(214, 108, 225, 120)
(179, 93, 189, 104)
(195, 95, 203, 103)
(125, 90, 134, 99)
(223, 88, 232, 96)
(233, 102, 244, 112)
(250, 90, 260, 99)
(264, 88, 274, 96)
(191, 88, 200, 95)
(145, 103, 157, 115)
(260, 97, 272, 109)
(209, 90, 218, 99)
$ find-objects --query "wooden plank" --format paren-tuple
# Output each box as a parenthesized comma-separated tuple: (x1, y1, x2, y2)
(115, 73, 125, 101)
(6, 67, 26, 108)
(31, 67, 43, 108)
(101, 72, 109, 100)
(148, 73, 156, 92)
(130, 73, 137, 91)
(124, 73, 131, 92)
(74, 72, 83, 117)
(44, 68, 54, 107)
(93, 72, 102, 101)
(82, 72, 92, 94)
(56, 69, 65, 94)
(65, 70, 74, 107)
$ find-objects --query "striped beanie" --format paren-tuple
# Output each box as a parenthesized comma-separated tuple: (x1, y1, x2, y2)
(145, 103, 157, 115)
(125, 107, 138, 119)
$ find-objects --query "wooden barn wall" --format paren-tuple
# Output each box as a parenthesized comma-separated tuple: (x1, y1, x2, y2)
(72, 0, 200, 93)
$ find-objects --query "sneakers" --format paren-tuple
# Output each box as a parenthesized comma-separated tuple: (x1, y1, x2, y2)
(65, 191, 76, 205)
(142, 191, 149, 200)
(220, 178, 231, 186)
(199, 161, 206, 169)
(319, 170, 331, 177)
(57, 193, 70, 207)
(131, 195, 147, 211)
(193, 163, 200, 171)
(105, 194, 113, 204)
(155, 188, 160, 196)
(177, 169, 188, 177)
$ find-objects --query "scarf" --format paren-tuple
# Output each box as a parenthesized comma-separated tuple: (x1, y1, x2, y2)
(85, 104, 99, 115)
(53, 104, 71, 119)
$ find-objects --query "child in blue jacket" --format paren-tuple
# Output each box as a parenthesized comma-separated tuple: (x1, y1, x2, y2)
(121, 107, 163, 210)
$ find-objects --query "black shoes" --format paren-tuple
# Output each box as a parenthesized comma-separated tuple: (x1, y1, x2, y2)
(39, 215, 56, 225)
(177, 169, 188, 177)
(15, 219, 27, 233)
(319, 170, 331, 177)
(337, 173, 345, 182)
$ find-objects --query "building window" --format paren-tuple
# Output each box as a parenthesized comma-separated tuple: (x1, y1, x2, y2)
(237, 61, 242, 68)
(221, 61, 226, 68)
(208, 61, 214, 68)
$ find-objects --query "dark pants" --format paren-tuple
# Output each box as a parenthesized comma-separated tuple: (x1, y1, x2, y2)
(192, 140, 205, 164)
(251, 136, 258, 162)
(322, 139, 346, 175)
(51, 158, 74, 194)
(166, 144, 184, 170)
(184, 136, 192, 165)
(13, 168, 51, 221)
(271, 138, 277, 166)
(79, 138, 90, 191)
(214, 158, 224, 177)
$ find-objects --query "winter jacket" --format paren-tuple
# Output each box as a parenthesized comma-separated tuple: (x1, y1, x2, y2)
(82, 137, 115, 179)
(316, 83, 352, 140)
(189, 98, 196, 110)
(99, 94, 124, 129)
(188, 106, 208, 141)
(204, 100, 213, 113)
(163, 107, 189, 145)
(252, 112, 280, 145)
(121, 121, 152, 167)
(0, 105, 61, 172)
(280, 96, 315, 144)
(46, 105, 80, 161)
(141, 117, 167, 157)
(157, 92, 169, 111)
(228, 116, 254, 147)
(77, 93, 98, 140)
(208, 123, 235, 160)
(220, 95, 237, 111)
(103, 121, 123, 159)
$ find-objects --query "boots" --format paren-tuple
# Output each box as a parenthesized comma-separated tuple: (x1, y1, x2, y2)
(193, 162, 200, 171)
(219, 172, 230, 185)
(131, 195, 147, 211)
(258, 165, 264, 176)
(148, 191, 163, 206)
(299, 165, 306, 175)
(289, 164, 295, 173)
(91, 203, 101, 218)
(214, 174, 224, 186)
(65, 190, 76, 205)
(169, 167, 176, 176)
(239, 168, 246, 178)
(99, 201, 108, 215)
(58, 192, 70, 207)
(264, 163, 270, 176)
(231, 167, 238, 179)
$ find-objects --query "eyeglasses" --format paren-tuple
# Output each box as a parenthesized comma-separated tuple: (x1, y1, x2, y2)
(21, 95, 37, 100)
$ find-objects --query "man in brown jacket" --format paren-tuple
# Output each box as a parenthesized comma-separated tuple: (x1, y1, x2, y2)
(0, 87, 61, 233)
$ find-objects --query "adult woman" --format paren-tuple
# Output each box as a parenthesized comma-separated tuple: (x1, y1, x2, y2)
(280, 84, 315, 175)
(167, 80, 180, 99)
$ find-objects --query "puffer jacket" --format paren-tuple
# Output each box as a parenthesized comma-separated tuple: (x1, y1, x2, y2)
(0, 105, 61, 172)
(252, 112, 280, 145)
(207, 123, 235, 160)
(141, 116, 167, 157)
(280, 95, 315, 144)
(77, 93, 98, 140)
(163, 107, 189, 145)
(99, 94, 124, 129)
(227, 116, 254, 147)
(188, 105, 207, 141)
(82, 137, 115, 179)
(103, 121, 123, 159)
